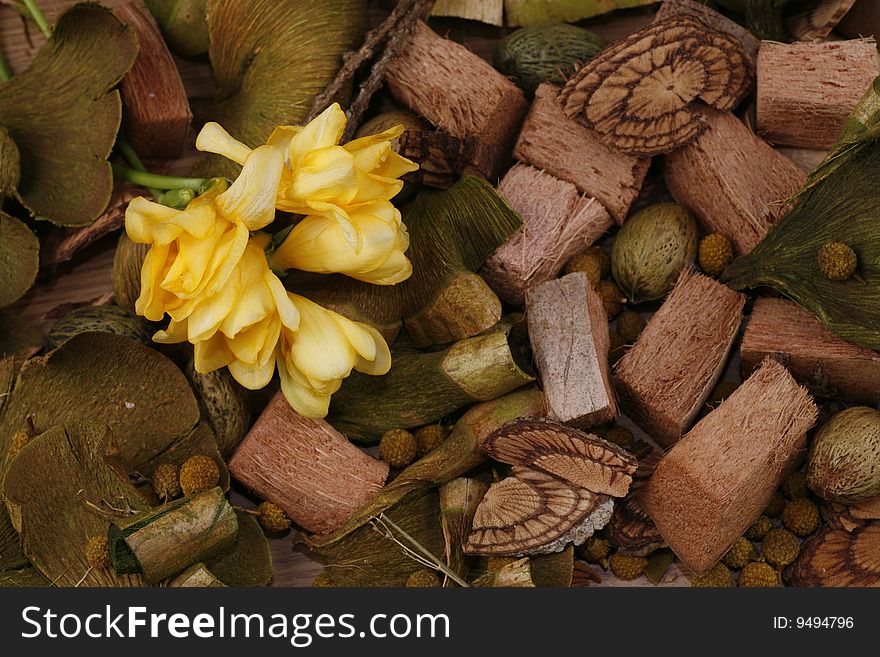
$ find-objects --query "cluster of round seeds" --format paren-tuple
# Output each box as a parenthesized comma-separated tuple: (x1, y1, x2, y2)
(85, 535, 111, 570)
(817, 242, 857, 281)
(414, 424, 446, 457)
(257, 501, 291, 533)
(698, 233, 733, 277)
(379, 429, 418, 469)
(179, 455, 220, 496)
(406, 569, 441, 587)
(152, 462, 181, 500)
(691, 562, 733, 588)
(609, 552, 647, 580)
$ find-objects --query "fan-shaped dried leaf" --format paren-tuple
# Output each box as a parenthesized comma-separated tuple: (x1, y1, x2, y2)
(0, 213, 38, 308)
(200, 0, 366, 178)
(0, 4, 138, 226)
(792, 522, 880, 586)
(608, 440, 665, 555)
(558, 16, 751, 156)
(481, 417, 637, 497)
(464, 468, 613, 557)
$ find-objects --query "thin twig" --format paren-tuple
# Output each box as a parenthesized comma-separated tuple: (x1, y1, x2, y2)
(374, 512, 469, 587)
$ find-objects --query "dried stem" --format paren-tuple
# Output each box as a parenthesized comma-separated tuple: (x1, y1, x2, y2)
(374, 512, 469, 587)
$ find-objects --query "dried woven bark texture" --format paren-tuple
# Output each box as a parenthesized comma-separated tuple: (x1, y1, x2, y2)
(514, 84, 650, 223)
(526, 272, 617, 428)
(757, 39, 879, 149)
(115, 2, 191, 158)
(663, 110, 806, 255)
(614, 268, 746, 447)
(655, 0, 759, 63)
(641, 358, 818, 575)
(228, 393, 389, 535)
(741, 297, 880, 404)
(482, 163, 614, 305)
(386, 20, 528, 179)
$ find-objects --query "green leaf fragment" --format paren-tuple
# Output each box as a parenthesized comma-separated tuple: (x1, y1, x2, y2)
(203, 510, 272, 587)
(0, 312, 44, 360)
(0, 213, 38, 308)
(0, 4, 139, 226)
(504, 0, 657, 27)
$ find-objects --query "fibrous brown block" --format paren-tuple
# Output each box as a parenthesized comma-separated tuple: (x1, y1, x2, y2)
(514, 84, 650, 223)
(482, 164, 614, 305)
(386, 21, 528, 180)
(741, 297, 880, 404)
(613, 268, 746, 447)
(228, 393, 389, 535)
(756, 39, 878, 149)
(641, 358, 818, 575)
(115, 2, 191, 158)
(663, 111, 806, 255)
(655, 0, 759, 64)
(525, 272, 617, 428)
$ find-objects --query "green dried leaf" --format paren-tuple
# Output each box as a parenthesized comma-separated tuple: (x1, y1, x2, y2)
(3, 420, 150, 587)
(203, 510, 272, 587)
(643, 549, 676, 585)
(530, 545, 574, 587)
(0, 312, 44, 360)
(304, 387, 544, 548)
(0, 213, 38, 308)
(0, 4, 138, 226)
(199, 0, 367, 178)
(0, 126, 20, 197)
(145, 0, 209, 56)
(504, 0, 657, 27)
(725, 78, 880, 351)
(314, 489, 446, 587)
(0, 564, 50, 588)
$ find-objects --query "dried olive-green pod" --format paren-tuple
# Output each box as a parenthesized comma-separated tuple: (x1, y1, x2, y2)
(112, 232, 149, 314)
(494, 24, 606, 96)
(47, 305, 153, 349)
(807, 407, 880, 503)
(145, 0, 209, 57)
(185, 358, 251, 457)
(611, 202, 698, 304)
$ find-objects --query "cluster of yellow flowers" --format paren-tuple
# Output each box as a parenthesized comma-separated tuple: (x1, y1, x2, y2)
(125, 104, 418, 417)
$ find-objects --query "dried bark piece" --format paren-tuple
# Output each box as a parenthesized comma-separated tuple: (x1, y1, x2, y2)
(787, 0, 858, 40)
(558, 17, 752, 157)
(614, 268, 746, 447)
(228, 393, 389, 536)
(526, 272, 618, 429)
(641, 358, 818, 575)
(741, 298, 880, 404)
(440, 478, 489, 583)
(756, 39, 878, 150)
(480, 417, 637, 497)
(386, 21, 529, 180)
(514, 84, 650, 223)
(655, 0, 759, 64)
(482, 164, 614, 305)
(396, 130, 474, 189)
(664, 110, 806, 255)
(607, 440, 665, 556)
(792, 522, 880, 586)
(464, 467, 613, 557)
(115, 2, 191, 158)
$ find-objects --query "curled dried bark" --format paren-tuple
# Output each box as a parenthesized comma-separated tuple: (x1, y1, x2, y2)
(480, 417, 637, 497)
(558, 16, 751, 156)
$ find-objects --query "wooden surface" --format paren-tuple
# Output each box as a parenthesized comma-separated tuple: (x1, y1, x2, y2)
(3, 1, 698, 587)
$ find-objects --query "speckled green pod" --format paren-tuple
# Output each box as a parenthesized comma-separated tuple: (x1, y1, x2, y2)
(112, 232, 149, 314)
(807, 407, 880, 503)
(493, 24, 606, 96)
(185, 359, 251, 458)
(47, 305, 153, 349)
(611, 202, 698, 304)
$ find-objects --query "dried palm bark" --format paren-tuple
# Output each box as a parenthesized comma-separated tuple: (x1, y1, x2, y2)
(641, 358, 817, 575)
(614, 268, 746, 447)
(786, 0, 858, 40)
(607, 440, 665, 556)
(655, 0, 759, 63)
(792, 522, 880, 586)
(482, 164, 613, 305)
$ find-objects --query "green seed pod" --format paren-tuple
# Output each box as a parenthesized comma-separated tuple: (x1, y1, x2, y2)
(112, 232, 150, 314)
(145, 0, 209, 57)
(185, 358, 251, 458)
(494, 24, 606, 96)
(807, 407, 880, 503)
(611, 202, 698, 304)
(47, 305, 153, 349)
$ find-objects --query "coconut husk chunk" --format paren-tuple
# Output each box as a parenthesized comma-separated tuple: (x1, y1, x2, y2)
(558, 16, 752, 157)
(526, 272, 618, 429)
(228, 393, 389, 535)
(513, 84, 649, 223)
(741, 297, 880, 404)
(464, 467, 613, 557)
(482, 163, 614, 305)
(385, 21, 528, 180)
(663, 110, 806, 255)
(115, 2, 191, 158)
(614, 268, 746, 447)
(641, 358, 818, 576)
(756, 39, 878, 150)
(479, 417, 637, 497)
(655, 0, 759, 64)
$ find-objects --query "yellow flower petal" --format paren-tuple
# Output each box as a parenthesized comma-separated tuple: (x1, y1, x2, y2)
(228, 349, 276, 390)
(354, 325, 391, 376)
(291, 146, 358, 207)
(286, 294, 359, 382)
(277, 353, 332, 419)
(288, 103, 346, 170)
(125, 197, 182, 244)
(216, 142, 285, 231)
(196, 122, 252, 165)
(194, 334, 235, 373)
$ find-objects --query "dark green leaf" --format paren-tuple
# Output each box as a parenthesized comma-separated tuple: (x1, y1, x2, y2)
(0, 213, 38, 307)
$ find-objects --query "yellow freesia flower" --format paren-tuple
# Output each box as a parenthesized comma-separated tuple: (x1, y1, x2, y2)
(276, 294, 391, 418)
